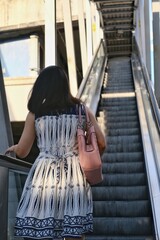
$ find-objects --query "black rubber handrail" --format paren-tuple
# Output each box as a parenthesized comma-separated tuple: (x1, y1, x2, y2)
(0, 154, 32, 170)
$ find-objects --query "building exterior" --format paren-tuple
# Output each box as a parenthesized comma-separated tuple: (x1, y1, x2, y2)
(0, 0, 102, 122)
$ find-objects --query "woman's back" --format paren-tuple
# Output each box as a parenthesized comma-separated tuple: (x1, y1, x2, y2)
(35, 105, 81, 157)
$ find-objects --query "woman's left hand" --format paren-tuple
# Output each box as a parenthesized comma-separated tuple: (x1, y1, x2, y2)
(5, 144, 18, 155)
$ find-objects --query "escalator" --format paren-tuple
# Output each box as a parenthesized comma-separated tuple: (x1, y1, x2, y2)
(86, 56, 155, 240)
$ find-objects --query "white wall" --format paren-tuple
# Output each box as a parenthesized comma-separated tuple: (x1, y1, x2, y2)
(135, 0, 154, 84)
(135, 0, 146, 65)
(5, 79, 34, 122)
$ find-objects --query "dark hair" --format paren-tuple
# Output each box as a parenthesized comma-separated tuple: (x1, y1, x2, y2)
(28, 66, 80, 115)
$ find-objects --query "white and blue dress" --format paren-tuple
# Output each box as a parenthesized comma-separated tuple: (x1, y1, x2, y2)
(15, 106, 93, 239)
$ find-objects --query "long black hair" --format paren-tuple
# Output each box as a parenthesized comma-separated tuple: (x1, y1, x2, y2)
(28, 66, 80, 115)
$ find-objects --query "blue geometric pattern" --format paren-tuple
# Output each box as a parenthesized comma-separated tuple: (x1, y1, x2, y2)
(15, 214, 93, 239)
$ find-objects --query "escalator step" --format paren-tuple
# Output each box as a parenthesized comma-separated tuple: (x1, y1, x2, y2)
(92, 217, 152, 235)
(92, 186, 149, 201)
(93, 201, 151, 217)
(101, 110, 137, 117)
(102, 88, 134, 93)
(105, 83, 134, 87)
(107, 128, 140, 136)
(99, 114, 138, 123)
(103, 122, 139, 129)
(102, 162, 144, 174)
(86, 236, 154, 240)
(101, 97, 135, 103)
(102, 105, 137, 111)
(106, 135, 141, 144)
(102, 152, 144, 162)
(100, 173, 146, 186)
(106, 142, 143, 152)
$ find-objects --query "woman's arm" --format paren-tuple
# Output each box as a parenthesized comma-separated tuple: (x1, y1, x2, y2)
(86, 106, 106, 155)
(5, 112, 36, 158)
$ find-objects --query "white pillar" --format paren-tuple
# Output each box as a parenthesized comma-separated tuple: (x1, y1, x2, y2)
(78, 0, 88, 76)
(96, 9, 101, 44)
(91, 2, 97, 54)
(29, 35, 40, 77)
(152, 0, 160, 105)
(62, 0, 78, 96)
(137, 0, 146, 64)
(45, 0, 56, 67)
(144, 0, 154, 84)
(86, 0, 93, 64)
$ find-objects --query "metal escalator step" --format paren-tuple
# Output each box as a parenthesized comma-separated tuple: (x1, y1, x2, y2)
(106, 142, 143, 153)
(102, 152, 144, 162)
(100, 103, 136, 109)
(92, 217, 152, 235)
(93, 200, 151, 217)
(92, 186, 149, 201)
(103, 88, 134, 93)
(105, 122, 139, 129)
(86, 236, 154, 240)
(99, 114, 138, 123)
(106, 83, 134, 88)
(102, 110, 137, 117)
(106, 135, 141, 144)
(102, 162, 144, 174)
(102, 105, 137, 111)
(98, 109, 137, 118)
(101, 173, 146, 186)
(108, 73, 132, 76)
(107, 128, 140, 136)
(107, 76, 133, 80)
(106, 80, 133, 83)
(101, 97, 135, 102)
(102, 99, 136, 104)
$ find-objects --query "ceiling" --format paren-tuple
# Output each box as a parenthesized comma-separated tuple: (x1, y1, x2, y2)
(92, 0, 138, 57)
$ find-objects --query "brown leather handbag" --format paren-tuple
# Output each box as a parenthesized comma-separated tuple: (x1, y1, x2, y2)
(77, 104, 103, 185)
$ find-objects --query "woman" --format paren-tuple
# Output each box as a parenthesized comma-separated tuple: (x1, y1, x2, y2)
(6, 66, 106, 240)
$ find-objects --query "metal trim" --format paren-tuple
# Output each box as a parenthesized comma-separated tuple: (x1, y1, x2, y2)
(0, 167, 8, 240)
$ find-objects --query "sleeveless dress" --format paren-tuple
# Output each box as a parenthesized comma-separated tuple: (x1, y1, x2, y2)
(15, 106, 93, 239)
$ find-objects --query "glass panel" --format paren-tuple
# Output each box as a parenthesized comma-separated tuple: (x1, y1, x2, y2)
(81, 42, 105, 103)
(8, 170, 28, 240)
(0, 38, 30, 77)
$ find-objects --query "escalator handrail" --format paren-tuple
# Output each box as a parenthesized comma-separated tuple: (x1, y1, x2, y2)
(0, 154, 32, 171)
